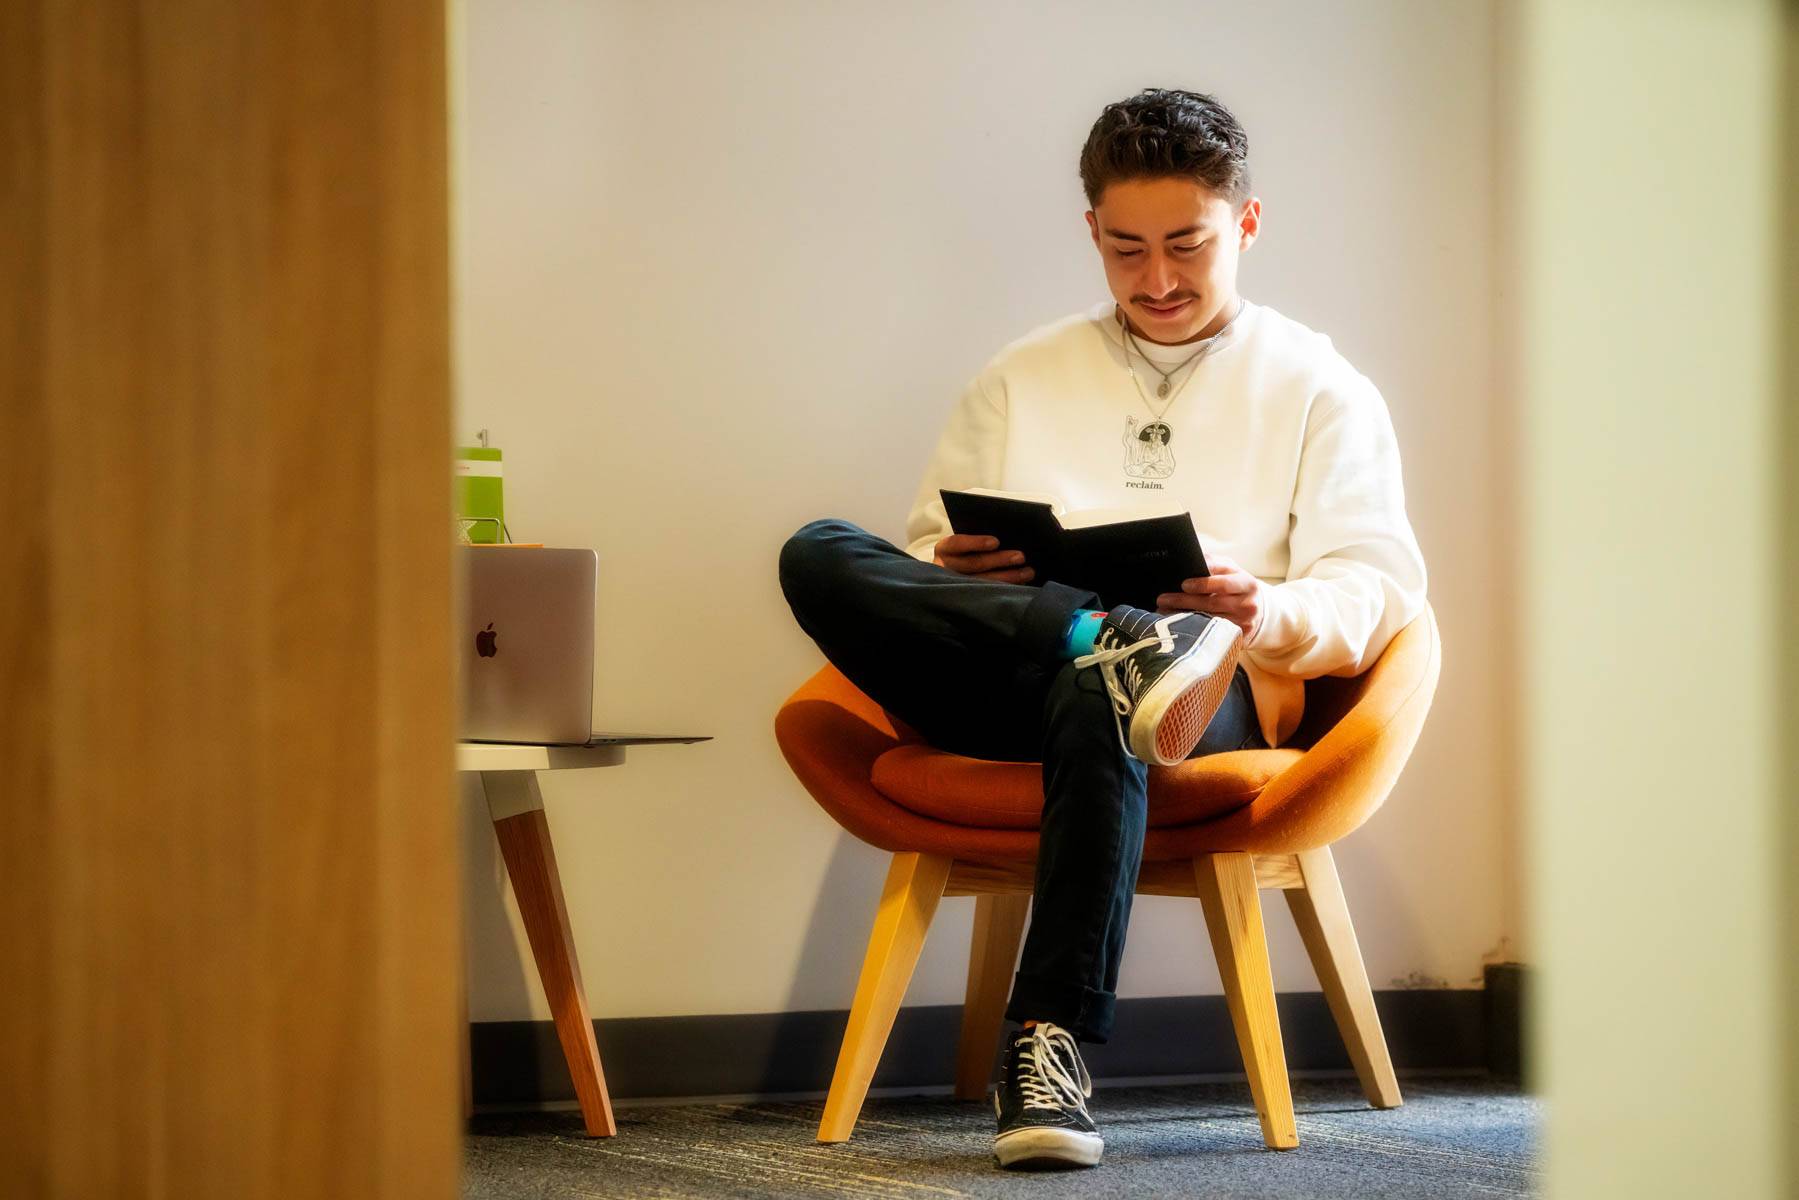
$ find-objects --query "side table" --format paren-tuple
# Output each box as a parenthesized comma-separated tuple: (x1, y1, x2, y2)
(460, 735, 707, 1136)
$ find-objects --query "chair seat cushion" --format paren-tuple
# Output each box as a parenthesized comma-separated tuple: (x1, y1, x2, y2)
(869, 743, 1305, 830)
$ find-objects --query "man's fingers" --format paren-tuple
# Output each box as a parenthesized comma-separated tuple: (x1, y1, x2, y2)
(1182, 574, 1247, 594)
(938, 533, 1000, 556)
(1156, 592, 1209, 611)
(945, 549, 1027, 575)
(1163, 591, 1252, 615)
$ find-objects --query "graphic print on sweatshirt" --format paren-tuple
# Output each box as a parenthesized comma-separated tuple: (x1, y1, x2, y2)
(1122, 416, 1176, 480)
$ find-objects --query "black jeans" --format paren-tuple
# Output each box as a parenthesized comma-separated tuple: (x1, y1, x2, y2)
(779, 519, 1265, 1043)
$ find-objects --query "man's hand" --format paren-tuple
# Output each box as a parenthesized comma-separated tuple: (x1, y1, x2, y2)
(1157, 553, 1263, 641)
(934, 534, 1034, 584)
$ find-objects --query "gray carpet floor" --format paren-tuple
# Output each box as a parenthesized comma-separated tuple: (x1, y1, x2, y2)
(464, 1074, 1537, 1199)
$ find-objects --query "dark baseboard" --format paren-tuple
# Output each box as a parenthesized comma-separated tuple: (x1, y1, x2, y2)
(1482, 962, 1528, 1085)
(471, 987, 1494, 1106)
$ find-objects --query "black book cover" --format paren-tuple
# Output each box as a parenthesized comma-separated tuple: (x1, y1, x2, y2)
(939, 489, 1209, 611)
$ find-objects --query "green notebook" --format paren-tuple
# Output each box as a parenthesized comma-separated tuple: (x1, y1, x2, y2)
(454, 446, 505, 543)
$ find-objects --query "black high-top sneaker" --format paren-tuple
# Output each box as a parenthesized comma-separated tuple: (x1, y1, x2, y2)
(992, 1023, 1102, 1170)
(1073, 605, 1243, 766)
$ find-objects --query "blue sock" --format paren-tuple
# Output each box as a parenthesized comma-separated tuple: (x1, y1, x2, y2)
(1060, 609, 1106, 659)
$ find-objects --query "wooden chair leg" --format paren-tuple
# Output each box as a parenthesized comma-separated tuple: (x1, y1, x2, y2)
(818, 852, 952, 1142)
(1194, 852, 1299, 1150)
(953, 893, 1030, 1101)
(1285, 846, 1403, 1109)
(483, 771, 616, 1138)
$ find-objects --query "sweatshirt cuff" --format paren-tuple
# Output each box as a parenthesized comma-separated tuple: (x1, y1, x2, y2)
(1248, 581, 1308, 655)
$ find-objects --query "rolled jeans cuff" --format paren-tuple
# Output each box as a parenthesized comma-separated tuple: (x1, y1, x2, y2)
(1016, 580, 1101, 665)
(1004, 969, 1118, 1045)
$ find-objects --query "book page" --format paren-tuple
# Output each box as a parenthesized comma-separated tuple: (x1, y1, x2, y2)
(1058, 502, 1190, 530)
(960, 486, 1065, 513)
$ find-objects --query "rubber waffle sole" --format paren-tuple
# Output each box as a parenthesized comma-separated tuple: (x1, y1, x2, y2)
(993, 1126, 1104, 1169)
(1140, 627, 1245, 766)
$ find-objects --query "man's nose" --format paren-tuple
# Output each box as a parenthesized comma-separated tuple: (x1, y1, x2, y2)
(1143, 252, 1178, 297)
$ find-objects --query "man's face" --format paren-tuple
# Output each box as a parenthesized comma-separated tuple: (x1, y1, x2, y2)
(1085, 177, 1260, 345)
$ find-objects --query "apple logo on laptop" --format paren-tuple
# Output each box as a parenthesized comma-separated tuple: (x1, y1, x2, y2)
(476, 623, 498, 658)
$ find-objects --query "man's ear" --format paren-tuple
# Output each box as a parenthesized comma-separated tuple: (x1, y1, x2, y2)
(1085, 210, 1101, 249)
(1237, 198, 1262, 251)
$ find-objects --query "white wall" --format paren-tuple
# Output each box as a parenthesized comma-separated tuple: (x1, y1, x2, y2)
(454, 0, 1513, 1026)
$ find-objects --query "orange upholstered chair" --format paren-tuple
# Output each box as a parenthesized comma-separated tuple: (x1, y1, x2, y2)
(774, 606, 1441, 1150)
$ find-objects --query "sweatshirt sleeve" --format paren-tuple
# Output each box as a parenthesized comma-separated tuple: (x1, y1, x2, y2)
(902, 373, 1008, 561)
(1244, 372, 1428, 678)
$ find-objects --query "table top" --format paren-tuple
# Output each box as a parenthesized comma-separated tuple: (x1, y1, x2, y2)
(456, 734, 708, 773)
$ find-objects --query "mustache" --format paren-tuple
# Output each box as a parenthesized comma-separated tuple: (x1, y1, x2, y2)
(1134, 295, 1195, 307)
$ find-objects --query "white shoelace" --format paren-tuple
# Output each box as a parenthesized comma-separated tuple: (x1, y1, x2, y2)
(1015, 1024, 1094, 1115)
(1072, 633, 1163, 716)
(1073, 617, 1179, 758)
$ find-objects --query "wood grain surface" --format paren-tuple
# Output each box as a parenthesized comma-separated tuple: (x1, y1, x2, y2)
(0, 2, 458, 1195)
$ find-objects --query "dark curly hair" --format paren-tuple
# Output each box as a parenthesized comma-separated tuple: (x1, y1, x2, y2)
(1079, 89, 1251, 208)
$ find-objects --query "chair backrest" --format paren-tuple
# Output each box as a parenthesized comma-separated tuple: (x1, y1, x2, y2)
(1291, 661, 1388, 749)
(1222, 604, 1441, 852)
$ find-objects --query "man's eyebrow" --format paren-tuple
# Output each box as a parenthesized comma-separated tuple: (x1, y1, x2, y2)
(1102, 225, 1204, 242)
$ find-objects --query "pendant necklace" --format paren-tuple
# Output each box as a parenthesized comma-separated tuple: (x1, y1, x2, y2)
(1118, 298, 1246, 435)
(1131, 332, 1209, 399)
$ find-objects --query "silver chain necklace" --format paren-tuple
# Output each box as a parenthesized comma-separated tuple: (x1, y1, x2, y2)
(1128, 328, 1210, 399)
(1119, 297, 1245, 420)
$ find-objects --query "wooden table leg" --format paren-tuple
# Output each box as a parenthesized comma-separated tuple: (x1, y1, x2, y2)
(481, 770, 616, 1137)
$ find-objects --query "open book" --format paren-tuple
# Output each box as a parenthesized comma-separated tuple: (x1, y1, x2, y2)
(939, 488, 1209, 612)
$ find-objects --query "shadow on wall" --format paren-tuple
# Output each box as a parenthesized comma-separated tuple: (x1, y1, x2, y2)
(461, 773, 538, 1020)
(772, 828, 970, 1092)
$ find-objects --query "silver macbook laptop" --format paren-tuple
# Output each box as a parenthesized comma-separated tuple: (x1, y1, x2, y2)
(459, 547, 712, 750)
(460, 547, 598, 745)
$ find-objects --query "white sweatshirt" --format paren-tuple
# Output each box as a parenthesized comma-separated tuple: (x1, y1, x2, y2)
(903, 299, 1428, 748)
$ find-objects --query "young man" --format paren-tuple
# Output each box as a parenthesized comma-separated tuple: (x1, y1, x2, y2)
(780, 89, 1426, 1170)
